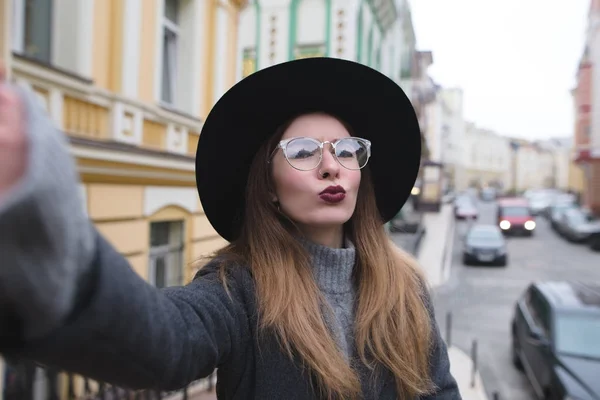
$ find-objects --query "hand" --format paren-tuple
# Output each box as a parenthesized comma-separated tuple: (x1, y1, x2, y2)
(0, 60, 28, 199)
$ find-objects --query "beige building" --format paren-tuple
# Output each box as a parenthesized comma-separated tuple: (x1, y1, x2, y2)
(2, 0, 248, 288)
(459, 123, 511, 190)
(1, 0, 247, 397)
(457, 124, 577, 194)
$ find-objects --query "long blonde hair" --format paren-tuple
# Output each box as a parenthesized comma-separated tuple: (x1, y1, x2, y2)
(202, 114, 434, 399)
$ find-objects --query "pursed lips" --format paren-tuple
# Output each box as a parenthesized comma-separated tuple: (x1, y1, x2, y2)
(319, 185, 346, 195)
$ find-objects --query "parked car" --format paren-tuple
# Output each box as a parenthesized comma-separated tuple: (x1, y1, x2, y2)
(497, 197, 535, 236)
(554, 208, 600, 243)
(389, 199, 423, 234)
(589, 230, 600, 252)
(529, 193, 553, 216)
(462, 224, 507, 266)
(511, 281, 600, 400)
(454, 196, 479, 220)
(480, 187, 497, 202)
(548, 203, 577, 230)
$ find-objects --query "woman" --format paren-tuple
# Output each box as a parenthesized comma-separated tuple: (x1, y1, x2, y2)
(0, 58, 460, 399)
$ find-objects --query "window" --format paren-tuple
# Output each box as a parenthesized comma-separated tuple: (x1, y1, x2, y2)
(294, 44, 326, 60)
(148, 221, 185, 288)
(161, 0, 180, 105)
(242, 48, 257, 78)
(12, 0, 53, 63)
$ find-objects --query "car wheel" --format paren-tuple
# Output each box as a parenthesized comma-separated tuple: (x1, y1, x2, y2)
(462, 254, 470, 266)
(498, 256, 507, 267)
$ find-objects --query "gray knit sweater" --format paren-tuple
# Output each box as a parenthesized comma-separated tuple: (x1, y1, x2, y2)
(301, 238, 385, 399)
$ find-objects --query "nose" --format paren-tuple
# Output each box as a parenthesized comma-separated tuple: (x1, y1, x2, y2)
(318, 145, 339, 179)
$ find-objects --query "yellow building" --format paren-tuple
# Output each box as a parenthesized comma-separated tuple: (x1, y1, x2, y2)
(0, 0, 246, 397)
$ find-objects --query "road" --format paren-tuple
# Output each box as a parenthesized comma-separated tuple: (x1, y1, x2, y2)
(431, 199, 600, 400)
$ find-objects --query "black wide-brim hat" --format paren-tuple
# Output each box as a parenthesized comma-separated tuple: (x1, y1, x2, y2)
(196, 57, 421, 242)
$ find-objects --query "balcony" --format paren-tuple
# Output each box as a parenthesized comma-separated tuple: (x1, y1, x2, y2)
(11, 55, 203, 161)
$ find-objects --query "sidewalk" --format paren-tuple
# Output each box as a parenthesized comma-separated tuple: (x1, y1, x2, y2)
(448, 347, 489, 400)
(416, 203, 455, 288)
(416, 204, 488, 400)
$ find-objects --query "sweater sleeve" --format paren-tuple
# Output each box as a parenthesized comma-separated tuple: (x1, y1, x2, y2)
(3, 231, 251, 391)
(0, 85, 95, 340)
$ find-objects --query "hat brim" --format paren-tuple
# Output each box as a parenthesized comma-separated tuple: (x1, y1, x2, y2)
(196, 58, 421, 242)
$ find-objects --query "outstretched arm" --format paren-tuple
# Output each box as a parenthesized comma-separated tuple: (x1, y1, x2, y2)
(0, 84, 250, 391)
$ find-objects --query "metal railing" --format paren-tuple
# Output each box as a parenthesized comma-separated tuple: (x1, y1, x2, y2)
(2, 359, 216, 400)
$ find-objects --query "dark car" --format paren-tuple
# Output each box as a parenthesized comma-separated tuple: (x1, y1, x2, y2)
(389, 198, 422, 234)
(511, 281, 600, 400)
(462, 224, 507, 266)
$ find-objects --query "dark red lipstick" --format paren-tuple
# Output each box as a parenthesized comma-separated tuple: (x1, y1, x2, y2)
(319, 185, 346, 203)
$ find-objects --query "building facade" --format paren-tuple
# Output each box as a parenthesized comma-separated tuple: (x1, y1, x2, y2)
(573, 0, 600, 215)
(238, 0, 412, 84)
(1, 0, 246, 397)
(437, 88, 466, 192)
(536, 138, 584, 193)
(460, 123, 512, 191)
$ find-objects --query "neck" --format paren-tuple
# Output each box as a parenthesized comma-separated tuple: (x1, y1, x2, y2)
(298, 224, 345, 248)
(297, 236, 356, 294)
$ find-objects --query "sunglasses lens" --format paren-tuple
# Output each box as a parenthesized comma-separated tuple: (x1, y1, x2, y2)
(335, 138, 370, 170)
(284, 138, 321, 170)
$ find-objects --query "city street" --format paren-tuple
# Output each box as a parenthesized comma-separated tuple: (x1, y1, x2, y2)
(431, 199, 600, 400)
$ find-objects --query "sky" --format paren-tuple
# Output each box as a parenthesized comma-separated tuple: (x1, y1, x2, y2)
(408, 0, 590, 141)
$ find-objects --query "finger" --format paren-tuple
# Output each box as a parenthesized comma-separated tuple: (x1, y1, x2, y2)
(0, 88, 22, 131)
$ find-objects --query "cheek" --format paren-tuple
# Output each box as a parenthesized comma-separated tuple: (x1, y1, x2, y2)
(272, 167, 310, 199)
(348, 171, 362, 192)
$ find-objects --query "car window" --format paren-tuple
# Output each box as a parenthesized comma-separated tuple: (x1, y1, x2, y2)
(500, 206, 530, 217)
(526, 289, 551, 335)
(467, 228, 502, 242)
(555, 314, 600, 359)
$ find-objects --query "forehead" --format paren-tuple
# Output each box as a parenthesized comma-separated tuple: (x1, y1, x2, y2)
(281, 113, 351, 141)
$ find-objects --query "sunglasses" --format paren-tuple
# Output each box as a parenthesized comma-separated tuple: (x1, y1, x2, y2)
(268, 137, 371, 171)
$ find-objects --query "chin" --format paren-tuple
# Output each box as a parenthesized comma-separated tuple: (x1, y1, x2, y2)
(297, 209, 354, 227)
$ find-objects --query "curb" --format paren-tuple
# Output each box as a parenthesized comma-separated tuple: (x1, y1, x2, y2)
(447, 346, 489, 400)
(440, 211, 455, 284)
(417, 204, 455, 289)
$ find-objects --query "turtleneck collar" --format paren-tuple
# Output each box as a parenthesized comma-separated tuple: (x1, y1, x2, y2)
(297, 236, 356, 295)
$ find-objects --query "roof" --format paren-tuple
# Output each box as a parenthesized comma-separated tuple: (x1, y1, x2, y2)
(536, 281, 600, 312)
